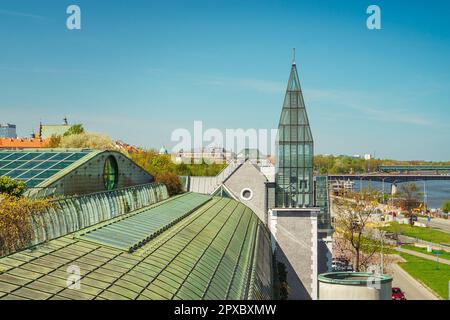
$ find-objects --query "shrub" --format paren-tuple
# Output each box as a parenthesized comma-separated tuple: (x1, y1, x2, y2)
(0, 195, 53, 256)
(59, 132, 117, 150)
(0, 176, 26, 197)
(155, 172, 183, 196)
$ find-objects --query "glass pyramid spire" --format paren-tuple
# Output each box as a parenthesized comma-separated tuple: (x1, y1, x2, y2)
(275, 63, 314, 208)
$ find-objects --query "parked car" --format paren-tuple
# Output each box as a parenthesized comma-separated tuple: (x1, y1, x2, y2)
(392, 287, 406, 300)
(331, 261, 346, 272)
(344, 265, 354, 272)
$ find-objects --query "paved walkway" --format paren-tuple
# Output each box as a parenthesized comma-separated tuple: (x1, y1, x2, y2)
(418, 217, 450, 233)
(397, 247, 450, 266)
(388, 263, 440, 300)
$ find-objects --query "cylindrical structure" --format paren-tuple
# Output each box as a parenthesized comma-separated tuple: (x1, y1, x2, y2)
(318, 272, 393, 300)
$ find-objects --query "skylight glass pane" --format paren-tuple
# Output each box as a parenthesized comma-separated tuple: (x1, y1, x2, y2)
(0, 161, 10, 168)
(16, 170, 42, 179)
(7, 170, 25, 178)
(34, 170, 60, 179)
(18, 161, 41, 170)
(34, 162, 58, 170)
(65, 153, 88, 161)
(2, 153, 26, 161)
(34, 153, 58, 160)
(0, 153, 13, 160)
(3, 161, 24, 169)
(51, 153, 73, 161)
(18, 153, 42, 160)
(50, 161, 72, 170)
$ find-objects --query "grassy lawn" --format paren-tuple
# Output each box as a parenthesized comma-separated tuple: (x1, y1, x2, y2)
(401, 244, 450, 261)
(361, 237, 397, 255)
(399, 253, 450, 299)
(380, 222, 450, 244)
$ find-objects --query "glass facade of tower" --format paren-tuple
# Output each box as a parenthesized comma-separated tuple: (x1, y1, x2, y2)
(275, 64, 314, 208)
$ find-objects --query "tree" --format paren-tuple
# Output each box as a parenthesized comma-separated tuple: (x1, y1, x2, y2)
(46, 134, 62, 148)
(333, 190, 383, 272)
(396, 182, 422, 223)
(155, 172, 182, 196)
(63, 124, 85, 136)
(59, 132, 116, 150)
(0, 194, 53, 256)
(443, 201, 450, 214)
(0, 176, 26, 197)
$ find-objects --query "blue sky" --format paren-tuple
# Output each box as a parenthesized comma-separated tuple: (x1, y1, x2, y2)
(0, 0, 449, 160)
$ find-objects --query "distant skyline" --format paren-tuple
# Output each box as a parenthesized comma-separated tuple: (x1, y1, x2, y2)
(0, 0, 449, 161)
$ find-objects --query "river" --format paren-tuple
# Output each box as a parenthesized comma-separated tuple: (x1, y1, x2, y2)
(352, 180, 450, 210)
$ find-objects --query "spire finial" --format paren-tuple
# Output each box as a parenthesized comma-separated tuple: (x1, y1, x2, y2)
(292, 48, 296, 65)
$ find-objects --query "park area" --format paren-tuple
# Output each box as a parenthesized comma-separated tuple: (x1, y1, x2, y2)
(381, 222, 450, 245)
(399, 253, 450, 299)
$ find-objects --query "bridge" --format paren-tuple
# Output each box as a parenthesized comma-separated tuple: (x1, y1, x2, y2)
(327, 173, 450, 184)
(379, 165, 450, 174)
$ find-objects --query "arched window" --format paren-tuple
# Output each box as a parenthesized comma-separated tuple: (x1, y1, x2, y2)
(103, 156, 118, 190)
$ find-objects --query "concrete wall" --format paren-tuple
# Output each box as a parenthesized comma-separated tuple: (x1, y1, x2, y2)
(270, 209, 319, 300)
(48, 151, 153, 196)
(189, 176, 218, 194)
(318, 231, 333, 275)
(224, 162, 268, 224)
(319, 280, 392, 300)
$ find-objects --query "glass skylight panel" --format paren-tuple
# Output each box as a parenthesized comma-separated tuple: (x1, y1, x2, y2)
(18, 153, 42, 160)
(16, 170, 42, 179)
(34, 153, 59, 160)
(0, 153, 12, 160)
(6, 170, 25, 178)
(0, 150, 92, 188)
(0, 161, 9, 168)
(2, 153, 26, 161)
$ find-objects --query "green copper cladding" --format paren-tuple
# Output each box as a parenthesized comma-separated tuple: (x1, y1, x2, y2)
(275, 63, 314, 208)
(0, 195, 272, 300)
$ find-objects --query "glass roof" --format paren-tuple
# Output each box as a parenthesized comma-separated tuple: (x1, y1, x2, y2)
(0, 194, 272, 300)
(0, 150, 92, 188)
(79, 193, 212, 252)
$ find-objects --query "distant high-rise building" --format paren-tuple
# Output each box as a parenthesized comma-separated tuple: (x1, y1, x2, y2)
(0, 123, 17, 138)
(275, 61, 314, 208)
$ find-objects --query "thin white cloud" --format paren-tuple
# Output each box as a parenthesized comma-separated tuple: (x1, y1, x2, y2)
(202, 76, 285, 94)
(0, 9, 44, 19)
(306, 88, 434, 127)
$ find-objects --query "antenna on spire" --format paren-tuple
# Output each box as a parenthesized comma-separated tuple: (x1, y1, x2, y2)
(292, 48, 296, 65)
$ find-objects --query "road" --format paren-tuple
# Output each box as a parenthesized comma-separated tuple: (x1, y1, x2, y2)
(388, 264, 440, 300)
(419, 217, 450, 233)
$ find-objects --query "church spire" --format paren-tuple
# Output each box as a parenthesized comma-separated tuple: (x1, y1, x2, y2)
(292, 48, 296, 65)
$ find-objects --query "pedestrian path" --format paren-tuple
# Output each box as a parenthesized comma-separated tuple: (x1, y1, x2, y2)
(397, 247, 450, 266)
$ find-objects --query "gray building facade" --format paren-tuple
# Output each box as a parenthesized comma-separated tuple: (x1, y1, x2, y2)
(0, 123, 17, 138)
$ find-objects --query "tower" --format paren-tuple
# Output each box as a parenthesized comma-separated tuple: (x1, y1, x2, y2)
(275, 57, 314, 208)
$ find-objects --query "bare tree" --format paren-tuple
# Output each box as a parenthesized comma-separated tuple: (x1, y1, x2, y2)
(333, 190, 384, 272)
(396, 182, 422, 224)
